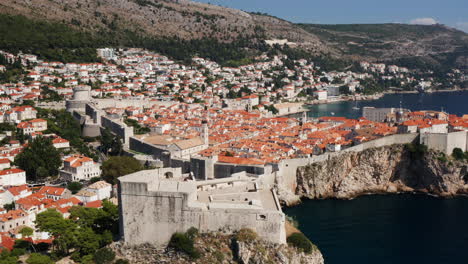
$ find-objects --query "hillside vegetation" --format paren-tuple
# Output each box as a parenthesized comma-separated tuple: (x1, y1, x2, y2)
(0, 13, 263, 65)
(0, 0, 466, 72)
(299, 23, 468, 72)
(0, 0, 326, 59)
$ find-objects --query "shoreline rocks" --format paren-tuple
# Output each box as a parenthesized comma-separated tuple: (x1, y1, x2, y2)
(278, 144, 468, 203)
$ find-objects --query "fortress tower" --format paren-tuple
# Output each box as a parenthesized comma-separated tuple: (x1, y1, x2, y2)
(72, 85, 91, 101)
(66, 85, 92, 113)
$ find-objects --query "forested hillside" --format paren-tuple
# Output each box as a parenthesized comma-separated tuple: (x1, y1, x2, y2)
(0, 0, 466, 72)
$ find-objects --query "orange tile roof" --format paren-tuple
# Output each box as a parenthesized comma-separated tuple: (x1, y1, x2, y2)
(6, 185, 30, 196)
(217, 155, 265, 165)
(37, 186, 67, 196)
(0, 168, 24, 176)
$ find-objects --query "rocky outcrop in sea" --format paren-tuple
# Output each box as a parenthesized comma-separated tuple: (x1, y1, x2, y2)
(279, 144, 468, 202)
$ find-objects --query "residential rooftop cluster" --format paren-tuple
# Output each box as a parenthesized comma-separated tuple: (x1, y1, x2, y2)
(3, 47, 463, 115)
(0, 180, 113, 250)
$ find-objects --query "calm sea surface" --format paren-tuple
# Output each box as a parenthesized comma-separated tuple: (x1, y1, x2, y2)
(306, 90, 468, 118)
(286, 91, 468, 264)
(284, 195, 468, 264)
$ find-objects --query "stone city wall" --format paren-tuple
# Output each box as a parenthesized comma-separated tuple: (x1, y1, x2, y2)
(101, 116, 134, 145)
(93, 98, 174, 109)
(129, 136, 168, 159)
(118, 170, 285, 247)
(276, 133, 419, 194)
(420, 131, 467, 154)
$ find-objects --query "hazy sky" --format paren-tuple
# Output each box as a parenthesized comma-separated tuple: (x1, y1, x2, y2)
(194, 0, 468, 32)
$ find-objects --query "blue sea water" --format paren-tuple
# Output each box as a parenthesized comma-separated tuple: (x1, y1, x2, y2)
(306, 90, 468, 119)
(284, 195, 468, 264)
(286, 91, 468, 264)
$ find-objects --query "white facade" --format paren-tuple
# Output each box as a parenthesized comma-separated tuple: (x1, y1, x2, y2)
(0, 190, 13, 207)
(85, 181, 112, 200)
(0, 169, 26, 186)
(74, 190, 98, 203)
(60, 155, 101, 181)
(52, 138, 70, 149)
(314, 90, 327, 100)
(0, 159, 10, 170)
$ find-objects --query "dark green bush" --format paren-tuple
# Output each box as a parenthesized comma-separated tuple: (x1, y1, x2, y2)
(26, 253, 53, 264)
(114, 259, 130, 264)
(287, 233, 315, 254)
(186, 227, 199, 240)
(405, 143, 428, 159)
(93, 248, 115, 264)
(437, 154, 448, 163)
(169, 232, 200, 259)
(452, 148, 466, 161)
(10, 248, 26, 257)
(13, 239, 32, 249)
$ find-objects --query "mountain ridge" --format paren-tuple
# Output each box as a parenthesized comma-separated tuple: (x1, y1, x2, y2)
(0, 0, 466, 71)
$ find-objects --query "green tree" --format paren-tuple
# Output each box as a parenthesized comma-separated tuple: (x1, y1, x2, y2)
(3, 202, 15, 211)
(452, 148, 466, 161)
(124, 119, 150, 135)
(15, 136, 61, 181)
(10, 248, 26, 257)
(35, 209, 78, 255)
(19, 226, 34, 237)
(89, 177, 101, 184)
(67, 182, 83, 194)
(101, 156, 142, 184)
(13, 239, 32, 250)
(93, 248, 115, 264)
(35, 203, 119, 259)
(40, 109, 98, 160)
(100, 128, 123, 156)
(0, 250, 18, 264)
(76, 227, 101, 256)
(69, 200, 119, 237)
(26, 253, 53, 264)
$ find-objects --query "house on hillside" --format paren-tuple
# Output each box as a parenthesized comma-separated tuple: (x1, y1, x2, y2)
(0, 168, 26, 186)
(60, 155, 101, 181)
(37, 187, 71, 201)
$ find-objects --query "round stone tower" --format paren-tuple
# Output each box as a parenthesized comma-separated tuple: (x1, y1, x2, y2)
(66, 85, 92, 113)
(72, 85, 91, 101)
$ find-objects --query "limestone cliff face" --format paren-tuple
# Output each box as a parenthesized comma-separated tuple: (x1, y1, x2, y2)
(111, 232, 324, 264)
(293, 144, 468, 200)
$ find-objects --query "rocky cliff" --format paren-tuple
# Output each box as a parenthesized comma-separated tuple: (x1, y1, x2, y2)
(289, 144, 467, 201)
(111, 231, 324, 264)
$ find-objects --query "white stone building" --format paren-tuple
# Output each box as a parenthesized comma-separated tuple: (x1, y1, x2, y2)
(0, 158, 10, 171)
(0, 209, 31, 232)
(52, 137, 70, 149)
(0, 168, 26, 186)
(60, 155, 101, 181)
(85, 181, 112, 200)
(74, 189, 98, 203)
(314, 90, 327, 101)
